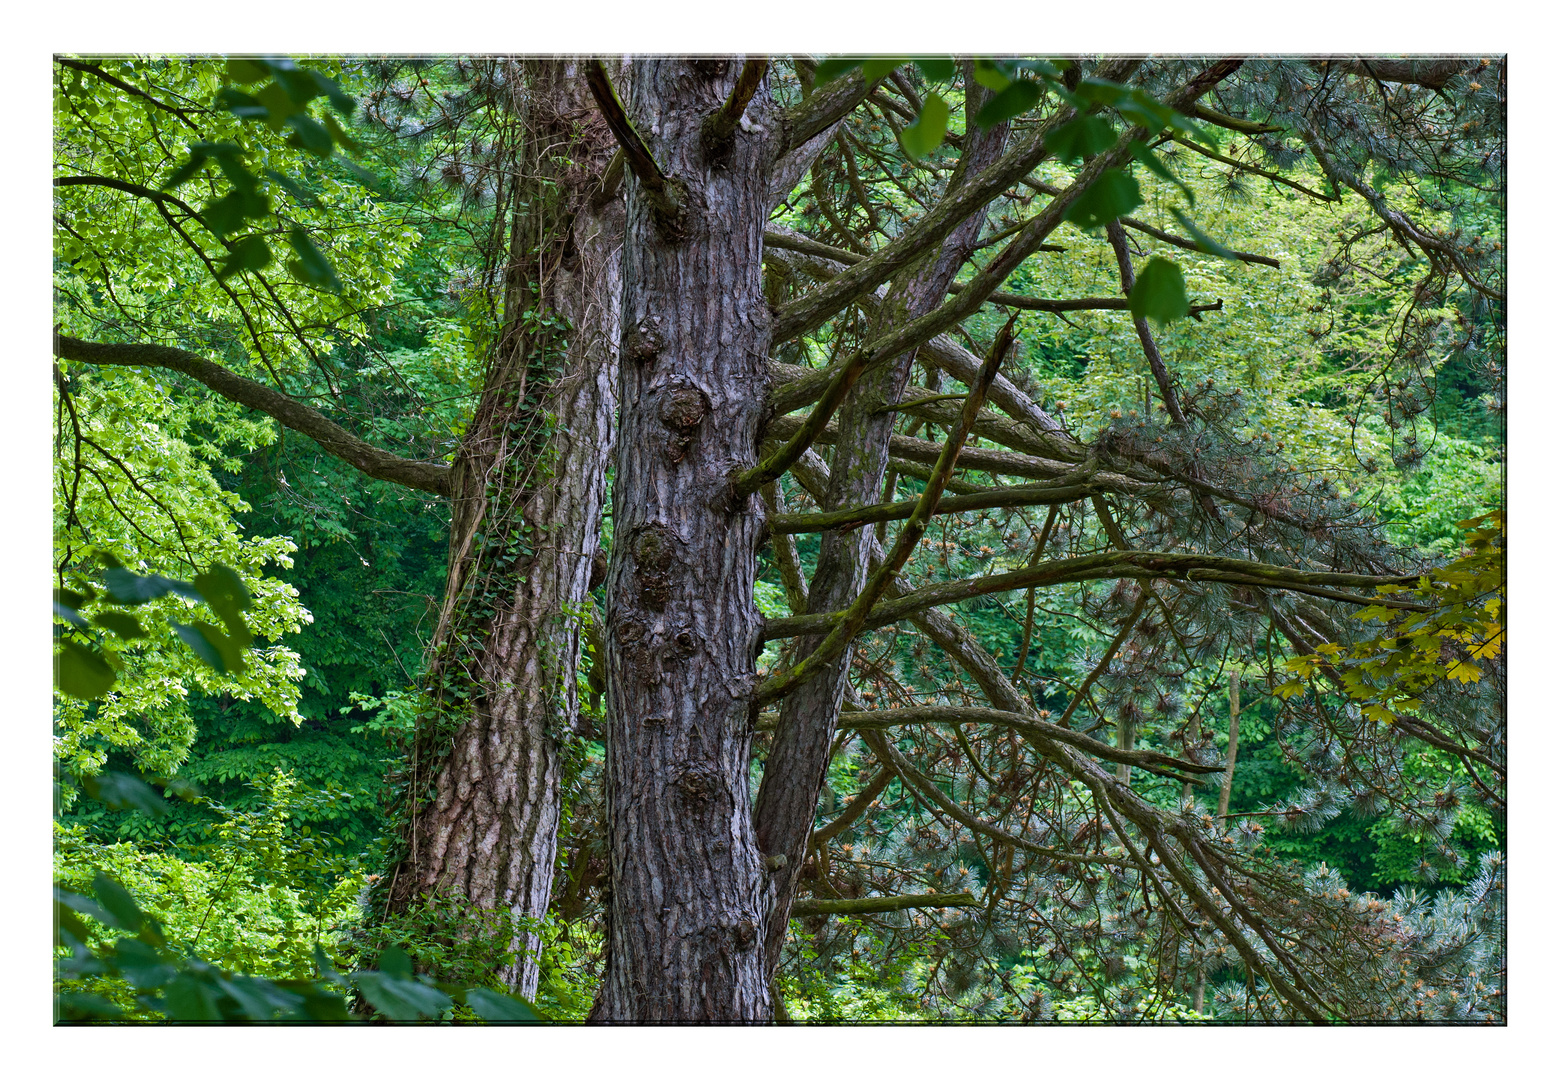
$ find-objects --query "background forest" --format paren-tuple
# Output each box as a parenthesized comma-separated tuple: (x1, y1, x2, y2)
(50, 51, 1504, 1025)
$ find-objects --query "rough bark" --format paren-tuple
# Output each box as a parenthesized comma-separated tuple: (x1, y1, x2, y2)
(594, 57, 776, 1024)
(751, 72, 1011, 980)
(382, 58, 622, 998)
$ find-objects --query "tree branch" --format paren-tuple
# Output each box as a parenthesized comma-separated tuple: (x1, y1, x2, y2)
(789, 892, 980, 917)
(583, 59, 686, 234)
(768, 475, 1098, 535)
(844, 705, 1223, 780)
(1106, 220, 1189, 425)
(54, 335, 452, 496)
(703, 56, 767, 153)
(761, 551, 1419, 642)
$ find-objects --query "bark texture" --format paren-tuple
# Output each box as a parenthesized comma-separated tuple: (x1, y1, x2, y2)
(751, 76, 1010, 978)
(383, 58, 623, 997)
(595, 57, 776, 1023)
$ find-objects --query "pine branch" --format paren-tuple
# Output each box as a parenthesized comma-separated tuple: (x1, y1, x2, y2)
(760, 551, 1420, 643)
(844, 704, 1223, 780)
(789, 892, 979, 917)
(768, 475, 1098, 535)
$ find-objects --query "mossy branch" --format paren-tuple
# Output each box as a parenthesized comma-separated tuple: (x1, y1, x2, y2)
(583, 60, 686, 236)
(789, 892, 979, 917)
(702, 56, 767, 154)
(760, 551, 1422, 643)
(768, 476, 1098, 535)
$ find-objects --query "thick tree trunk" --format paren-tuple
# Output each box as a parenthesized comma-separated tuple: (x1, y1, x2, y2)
(594, 57, 776, 1023)
(383, 58, 623, 998)
(751, 76, 1009, 980)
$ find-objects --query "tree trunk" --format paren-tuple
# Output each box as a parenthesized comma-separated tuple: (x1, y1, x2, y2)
(382, 58, 623, 998)
(594, 57, 777, 1023)
(751, 74, 1009, 981)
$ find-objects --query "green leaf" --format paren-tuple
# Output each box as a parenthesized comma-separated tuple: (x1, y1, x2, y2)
(263, 168, 316, 207)
(286, 114, 335, 157)
(1044, 115, 1117, 163)
(354, 972, 452, 1022)
(162, 149, 210, 190)
(161, 974, 224, 1022)
(57, 639, 116, 699)
(225, 57, 273, 85)
(1169, 208, 1237, 259)
(321, 112, 359, 154)
(54, 600, 88, 629)
(92, 610, 147, 640)
(464, 987, 545, 1024)
(172, 621, 247, 673)
(56, 586, 93, 609)
(218, 974, 304, 1021)
(56, 992, 125, 1021)
(861, 57, 908, 84)
(1168, 111, 1221, 151)
(898, 92, 949, 159)
(102, 566, 202, 605)
(378, 945, 414, 979)
(202, 191, 251, 238)
(216, 235, 273, 281)
(912, 57, 956, 82)
(93, 873, 162, 944)
(814, 57, 866, 84)
(1128, 257, 1190, 325)
(80, 770, 171, 818)
(112, 939, 178, 990)
(1117, 90, 1175, 133)
(1071, 78, 1130, 108)
(55, 896, 94, 948)
(194, 564, 251, 624)
(976, 79, 1043, 129)
(1015, 58, 1062, 80)
(287, 229, 343, 292)
(972, 58, 1013, 92)
(1062, 169, 1141, 231)
(56, 886, 115, 931)
(1129, 140, 1195, 203)
(255, 80, 301, 130)
(310, 70, 355, 116)
(215, 86, 266, 120)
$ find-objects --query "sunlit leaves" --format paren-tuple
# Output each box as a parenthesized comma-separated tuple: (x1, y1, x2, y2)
(55, 559, 258, 698)
(57, 868, 550, 1026)
(158, 56, 359, 286)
